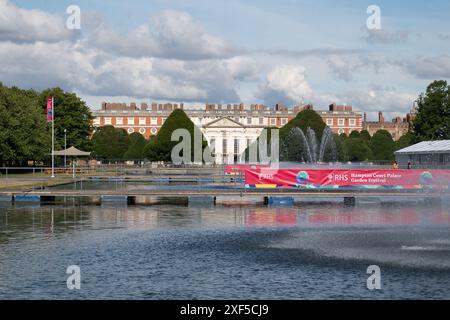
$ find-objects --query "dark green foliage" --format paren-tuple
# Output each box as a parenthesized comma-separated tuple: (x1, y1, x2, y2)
(413, 80, 450, 142)
(244, 127, 278, 162)
(395, 132, 413, 151)
(345, 138, 372, 161)
(369, 129, 395, 160)
(91, 126, 130, 160)
(39, 87, 93, 151)
(349, 130, 361, 139)
(360, 130, 371, 141)
(280, 109, 326, 141)
(334, 134, 348, 162)
(123, 132, 147, 160)
(0, 85, 50, 165)
(143, 109, 207, 162)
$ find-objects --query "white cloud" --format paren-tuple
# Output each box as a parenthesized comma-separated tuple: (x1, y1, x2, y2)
(326, 55, 382, 82)
(405, 55, 450, 79)
(88, 10, 236, 60)
(223, 56, 260, 81)
(330, 86, 415, 120)
(259, 65, 313, 105)
(0, 40, 240, 102)
(0, 0, 73, 42)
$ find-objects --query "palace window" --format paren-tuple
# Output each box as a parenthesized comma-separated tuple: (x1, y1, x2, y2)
(127, 128, 134, 134)
(259, 118, 264, 125)
(234, 139, 239, 154)
(338, 119, 344, 126)
(222, 139, 228, 155)
(349, 119, 356, 126)
(139, 128, 146, 135)
(151, 128, 158, 135)
(104, 117, 111, 125)
(270, 118, 276, 125)
(127, 117, 134, 125)
(150, 117, 158, 125)
(247, 117, 252, 125)
(116, 117, 123, 125)
(326, 118, 333, 126)
(139, 117, 146, 125)
(281, 118, 287, 125)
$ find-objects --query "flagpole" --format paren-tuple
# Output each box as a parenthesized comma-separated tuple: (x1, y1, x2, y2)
(51, 97, 55, 178)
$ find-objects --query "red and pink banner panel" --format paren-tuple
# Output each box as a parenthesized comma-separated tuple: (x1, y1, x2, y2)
(245, 168, 450, 190)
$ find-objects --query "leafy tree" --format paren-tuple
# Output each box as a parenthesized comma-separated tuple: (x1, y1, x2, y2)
(413, 80, 450, 142)
(123, 132, 147, 160)
(360, 130, 371, 141)
(38, 88, 93, 151)
(143, 109, 207, 162)
(334, 133, 348, 162)
(91, 126, 130, 160)
(0, 85, 50, 166)
(345, 138, 372, 161)
(369, 129, 395, 160)
(395, 132, 413, 151)
(349, 130, 361, 139)
(339, 132, 348, 140)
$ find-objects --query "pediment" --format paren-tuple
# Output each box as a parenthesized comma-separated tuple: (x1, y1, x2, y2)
(204, 117, 244, 128)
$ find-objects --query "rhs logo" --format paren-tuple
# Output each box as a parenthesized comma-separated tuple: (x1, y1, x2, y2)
(296, 171, 309, 183)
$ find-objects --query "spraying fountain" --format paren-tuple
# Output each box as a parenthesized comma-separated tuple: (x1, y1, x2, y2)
(281, 126, 338, 163)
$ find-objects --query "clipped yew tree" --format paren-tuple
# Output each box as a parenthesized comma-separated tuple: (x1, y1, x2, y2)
(143, 109, 207, 162)
(279, 109, 326, 141)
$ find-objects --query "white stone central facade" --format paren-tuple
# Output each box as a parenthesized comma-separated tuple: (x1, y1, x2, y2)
(200, 117, 263, 164)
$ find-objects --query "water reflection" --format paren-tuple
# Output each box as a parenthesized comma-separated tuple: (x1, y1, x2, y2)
(1, 204, 449, 244)
(1, 204, 450, 299)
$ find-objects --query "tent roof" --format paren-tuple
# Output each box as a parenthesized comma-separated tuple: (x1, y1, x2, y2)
(395, 140, 450, 154)
(53, 146, 91, 156)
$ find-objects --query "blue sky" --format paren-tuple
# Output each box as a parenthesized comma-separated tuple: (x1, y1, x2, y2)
(2, 0, 450, 119)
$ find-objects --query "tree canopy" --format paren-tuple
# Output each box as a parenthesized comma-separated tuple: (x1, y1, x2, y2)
(280, 109, 326, 141)
(0, 85, 50, 165)
(143, 109, 207, 162)
(369, 129, 395, 160)
(349, 130, 361, 139)
(395, 132, 413, 151)
(360, 130, 371, 141)
(413, 80, 450, 142)
(123, 132, 147, 160)
(344, 138, 372, 161)
(91, 126, 130, 160)
(39, 87, 93, 151)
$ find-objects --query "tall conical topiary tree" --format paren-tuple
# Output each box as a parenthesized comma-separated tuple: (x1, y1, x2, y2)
(143, 109, 207, 162)
(243, 109, 330, 162)
(279, 109, 326, 141)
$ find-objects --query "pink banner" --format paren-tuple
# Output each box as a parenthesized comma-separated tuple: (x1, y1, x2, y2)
(245, 168, 450, 190)
(46, 97, 54, 122)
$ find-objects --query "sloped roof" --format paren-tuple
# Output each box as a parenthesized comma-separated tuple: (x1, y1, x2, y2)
(53, 146, 91, 156)
(395, 140, 450, 154)
(203, 117, 244, 128)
